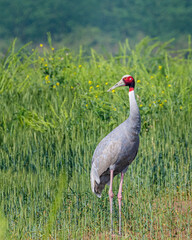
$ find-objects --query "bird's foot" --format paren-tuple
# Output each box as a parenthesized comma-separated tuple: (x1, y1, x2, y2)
(110, 233, 122, 239)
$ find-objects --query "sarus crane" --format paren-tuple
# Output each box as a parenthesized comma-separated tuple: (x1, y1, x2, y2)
(90, 75, 141, 235)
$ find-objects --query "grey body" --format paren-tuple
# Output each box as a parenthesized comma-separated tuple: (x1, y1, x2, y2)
(91, 91, 141, 197)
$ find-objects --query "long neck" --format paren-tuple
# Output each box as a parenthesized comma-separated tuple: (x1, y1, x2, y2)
(128, 90, 141, 134)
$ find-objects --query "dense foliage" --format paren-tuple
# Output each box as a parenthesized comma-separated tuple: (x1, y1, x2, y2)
(0, 38, 192, 238)
(0, 0, 192, 50)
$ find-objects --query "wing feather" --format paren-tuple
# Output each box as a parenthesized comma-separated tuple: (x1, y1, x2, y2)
(92, 139, 121, 177)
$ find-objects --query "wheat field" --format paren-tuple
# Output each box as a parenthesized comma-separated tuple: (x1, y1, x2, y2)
(0, 37, 192, 239)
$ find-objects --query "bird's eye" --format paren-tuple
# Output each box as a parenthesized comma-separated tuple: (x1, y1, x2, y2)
(123, 76, 134, 85)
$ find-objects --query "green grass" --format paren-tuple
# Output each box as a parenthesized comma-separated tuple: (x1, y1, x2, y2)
(0, 37, 192, 239)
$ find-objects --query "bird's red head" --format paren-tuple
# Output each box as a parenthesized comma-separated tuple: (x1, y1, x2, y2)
(122, 75, 135, 91)
(107, 74, 135, 92)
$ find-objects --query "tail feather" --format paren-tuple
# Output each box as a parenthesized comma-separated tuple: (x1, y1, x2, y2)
(90, 164, 110, 198)
(90, 164, 101, 197)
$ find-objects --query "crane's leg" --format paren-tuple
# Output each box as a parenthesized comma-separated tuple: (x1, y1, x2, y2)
(117, 172, 124, 235)
(109, 169, 114, 234)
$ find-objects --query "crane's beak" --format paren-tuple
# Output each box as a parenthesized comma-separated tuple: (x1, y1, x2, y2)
(107, 79, 125, 92)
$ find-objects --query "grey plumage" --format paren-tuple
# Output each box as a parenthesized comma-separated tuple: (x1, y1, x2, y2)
(90, 89, 141, 197)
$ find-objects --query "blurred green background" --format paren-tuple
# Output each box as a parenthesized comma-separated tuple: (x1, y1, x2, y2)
(0, 0, 192, 52)
(0, 1, 192, 239)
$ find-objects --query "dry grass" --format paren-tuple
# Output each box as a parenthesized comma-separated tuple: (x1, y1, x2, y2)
(84, 193, 192, 240)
